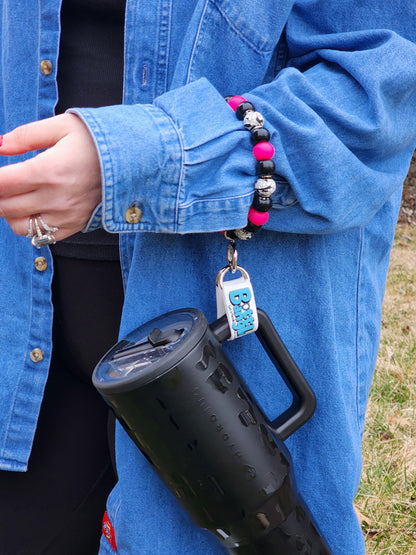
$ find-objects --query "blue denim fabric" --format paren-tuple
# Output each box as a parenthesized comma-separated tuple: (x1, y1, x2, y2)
(1, 0, 416, 553)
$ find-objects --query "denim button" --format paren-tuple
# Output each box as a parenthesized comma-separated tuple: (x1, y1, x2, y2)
(40, 60, 53, 75)
(125, 206, 142, 224)
(34, 257, 47, 272)
(30, 348, 44, 363)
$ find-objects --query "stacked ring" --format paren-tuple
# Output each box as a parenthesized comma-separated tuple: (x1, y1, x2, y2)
(224, 95, 276, 241)
(26, 214, 58, 249)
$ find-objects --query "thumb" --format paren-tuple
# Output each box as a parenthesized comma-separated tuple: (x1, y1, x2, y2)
(0, 114, 72, 156)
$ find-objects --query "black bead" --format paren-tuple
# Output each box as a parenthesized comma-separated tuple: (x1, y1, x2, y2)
(224, 95, 233, 103)
(252, 194, 272, 212)
(236, 101, 255, 120)
(250, 127, 270, 145)
(256, 159, 276, 176)
(245, 221, 262, 233)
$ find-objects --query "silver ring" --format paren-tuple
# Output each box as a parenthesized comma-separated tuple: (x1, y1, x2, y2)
(26, 216, 34, 238)
(37, 214, 58, 234)
(29, 214, 58, 249)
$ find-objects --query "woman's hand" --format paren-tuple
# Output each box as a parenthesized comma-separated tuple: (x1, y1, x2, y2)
(0, 113, 102, 241)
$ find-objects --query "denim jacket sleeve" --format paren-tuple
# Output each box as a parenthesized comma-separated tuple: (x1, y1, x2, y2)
(73, 0, 416, 236)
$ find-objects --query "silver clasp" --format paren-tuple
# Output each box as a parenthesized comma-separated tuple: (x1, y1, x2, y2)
(226, 241, 238, 273)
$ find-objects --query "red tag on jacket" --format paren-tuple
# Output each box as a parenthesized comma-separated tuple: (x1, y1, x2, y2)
(102, 510, 117, 552)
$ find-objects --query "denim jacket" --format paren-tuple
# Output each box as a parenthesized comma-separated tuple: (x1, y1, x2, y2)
(1, 1, 416, 553)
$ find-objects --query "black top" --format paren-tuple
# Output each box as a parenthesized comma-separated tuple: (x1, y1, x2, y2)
(53, 0, 126, 260)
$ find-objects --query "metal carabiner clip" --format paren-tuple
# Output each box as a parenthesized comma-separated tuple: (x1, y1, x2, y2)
(226, 240, 238, 273)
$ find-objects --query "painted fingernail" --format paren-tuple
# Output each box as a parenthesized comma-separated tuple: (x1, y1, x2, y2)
(0, 135, 3, 147)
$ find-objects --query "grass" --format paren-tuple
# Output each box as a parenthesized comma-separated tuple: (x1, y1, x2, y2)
(355, 223, 416, 554)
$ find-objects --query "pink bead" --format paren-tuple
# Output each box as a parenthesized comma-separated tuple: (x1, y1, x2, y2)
(253, 141, 275, 161)
(227, 95, 247, 112)
(248, 207, 269, 226)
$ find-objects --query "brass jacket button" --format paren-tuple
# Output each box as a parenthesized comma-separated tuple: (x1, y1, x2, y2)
(34, 257, 48, 272)
(40, 60, 53, 75)
(30, 348, 44, 363)
(125, 206, 142, 224)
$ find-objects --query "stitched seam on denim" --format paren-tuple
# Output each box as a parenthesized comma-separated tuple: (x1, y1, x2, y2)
(149, 103, 185, 233)
(119, 234, 133, 292)
(93, 121, 117, 229)
(67, 109, 117, 231)
(0, 247, 53, 467)
(211, 0, 275, 53)
(0, 248, 35, 464)
(35, 0, 41, 120)
(123, 0, 138, 100)
(156, 0, 173, 97)
(111, 488, 122, 522)
(187, 1, 274, 85)
(354, 226, 365, 436)
(170, 116, 184, 233)
(68, 108, 182, 234)
(179, 190, 252, 209)
(275, 29, 290, 70)
(0, 458, 27, 472)
(185, 0, 209, 84)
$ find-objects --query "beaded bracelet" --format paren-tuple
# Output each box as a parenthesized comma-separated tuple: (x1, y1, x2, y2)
(224, 95, 276, 240)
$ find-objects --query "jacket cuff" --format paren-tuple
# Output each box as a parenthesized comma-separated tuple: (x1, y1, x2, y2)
(69, 101, 183, 234)
(69, 78, 255, 235)
(81, 202, 103, 233)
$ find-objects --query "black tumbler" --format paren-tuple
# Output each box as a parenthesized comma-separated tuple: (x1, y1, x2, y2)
(93, 308, 332, 554)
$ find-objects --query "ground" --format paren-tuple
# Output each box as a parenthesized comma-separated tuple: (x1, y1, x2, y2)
(399, 152, 416, 225)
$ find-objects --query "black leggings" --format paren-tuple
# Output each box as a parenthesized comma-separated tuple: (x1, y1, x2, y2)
(0, 255, 124, 555)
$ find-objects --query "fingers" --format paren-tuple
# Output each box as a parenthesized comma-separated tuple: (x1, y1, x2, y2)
(0, 180, 100, 238)
(0, 158, 40, 197)
(0, 189, 51, 219)
(0, 114, 79, 197)
(0, 114, 73, 156)
(0, 113, 102, 241)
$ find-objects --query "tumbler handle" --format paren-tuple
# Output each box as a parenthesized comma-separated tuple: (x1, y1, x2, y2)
(256, 309, 316, 440)
(211, 308, 316, 441)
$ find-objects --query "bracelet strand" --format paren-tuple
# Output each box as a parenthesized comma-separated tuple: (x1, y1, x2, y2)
(224, 95, 276, 240)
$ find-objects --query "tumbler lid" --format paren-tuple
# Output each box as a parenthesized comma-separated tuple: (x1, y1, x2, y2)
(92, 308, 208, 393)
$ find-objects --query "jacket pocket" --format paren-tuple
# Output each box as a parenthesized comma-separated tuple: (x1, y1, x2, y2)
(211, 0, 292, 52)
(176, 0, 289, 92)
